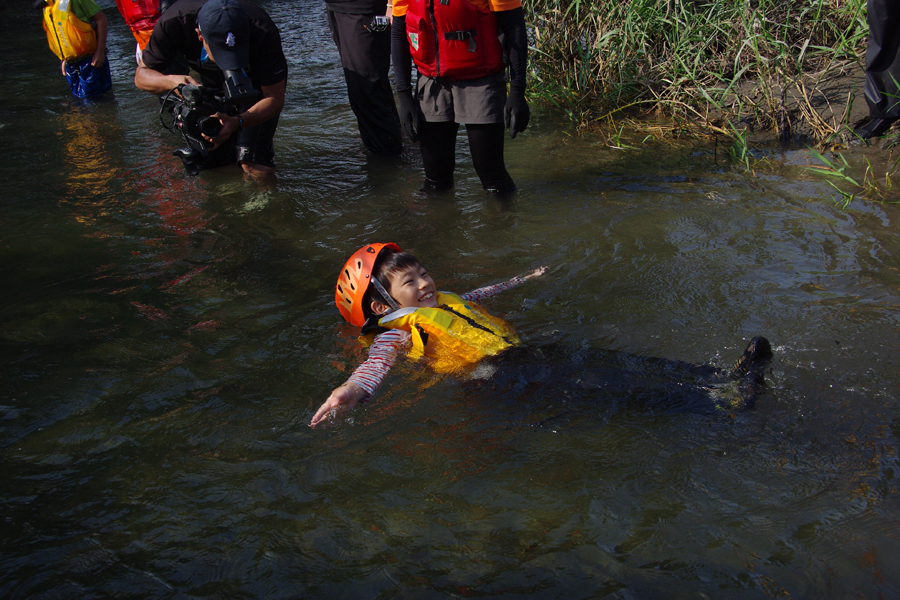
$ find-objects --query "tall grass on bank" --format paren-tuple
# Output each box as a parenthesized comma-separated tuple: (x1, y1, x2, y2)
(523, 0, 867, 140)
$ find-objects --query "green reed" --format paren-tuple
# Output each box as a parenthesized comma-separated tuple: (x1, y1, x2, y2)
(807, 146, 900, 206)
(523, 0, 867, 138)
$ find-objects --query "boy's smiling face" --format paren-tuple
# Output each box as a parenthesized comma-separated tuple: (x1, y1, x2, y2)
(386, 263, 438, 310)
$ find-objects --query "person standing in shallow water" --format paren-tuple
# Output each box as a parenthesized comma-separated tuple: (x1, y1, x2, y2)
(41, 0, 111, 98)
(326, 0, 404, 155)
(390, 0, 530, 194)
(135, 0, 288, 179)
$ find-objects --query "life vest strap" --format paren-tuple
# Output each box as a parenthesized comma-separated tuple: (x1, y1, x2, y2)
(439, 304, 514, 345)
(444, 29, 477, 52)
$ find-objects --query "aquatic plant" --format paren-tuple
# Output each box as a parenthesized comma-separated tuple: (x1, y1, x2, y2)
(806, 146, 900, 206)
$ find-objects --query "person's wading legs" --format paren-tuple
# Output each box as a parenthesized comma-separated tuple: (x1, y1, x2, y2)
(327, 11, 403, 155)
(419, 121, 514, 193)
(466, 123, 515, 194)
(236, 115, 278, 180)
(419, 119, 458, 190)
(865, 0, 900, 120)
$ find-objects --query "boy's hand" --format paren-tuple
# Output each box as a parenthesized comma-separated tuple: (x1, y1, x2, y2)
(91, 48, 106, 68)
(310, 382, 367, 428)
(523, 266, 548, 280)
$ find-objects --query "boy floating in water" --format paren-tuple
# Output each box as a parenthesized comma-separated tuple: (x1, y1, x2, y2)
(310, 243, 772, 428)
(310, 242, 546, 427)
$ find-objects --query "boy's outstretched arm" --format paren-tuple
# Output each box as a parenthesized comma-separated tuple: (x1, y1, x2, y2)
(522, 266, 548, 280)
(310, 382, 367, 428)
(462, 265, 548, 303)
(309, 330, 405, 428)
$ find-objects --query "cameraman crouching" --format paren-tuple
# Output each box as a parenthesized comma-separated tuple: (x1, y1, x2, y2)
(135, 0, 287, 178)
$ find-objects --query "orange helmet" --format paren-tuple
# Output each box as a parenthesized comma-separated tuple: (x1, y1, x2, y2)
(335, 242, 402, 327)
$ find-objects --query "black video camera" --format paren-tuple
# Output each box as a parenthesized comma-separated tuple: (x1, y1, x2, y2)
(161, 69, 262, 176)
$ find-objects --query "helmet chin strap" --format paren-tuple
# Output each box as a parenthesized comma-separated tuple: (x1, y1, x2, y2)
(369, 276, 401, 312)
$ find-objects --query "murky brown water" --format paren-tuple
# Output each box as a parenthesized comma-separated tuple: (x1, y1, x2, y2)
(2, 0, 899, 597)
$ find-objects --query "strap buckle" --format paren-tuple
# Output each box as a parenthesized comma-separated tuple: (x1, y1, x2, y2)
(444, 29, 477, 52)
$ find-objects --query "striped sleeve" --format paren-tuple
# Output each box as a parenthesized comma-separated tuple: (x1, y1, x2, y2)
(461, 276, 526, 304)
(346, 329, 410, 399)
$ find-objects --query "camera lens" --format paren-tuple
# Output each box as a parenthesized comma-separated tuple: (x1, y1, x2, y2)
(198, 115, 222, 138)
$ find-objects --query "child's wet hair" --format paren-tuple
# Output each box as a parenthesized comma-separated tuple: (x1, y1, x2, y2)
(362, 249, 421, 320)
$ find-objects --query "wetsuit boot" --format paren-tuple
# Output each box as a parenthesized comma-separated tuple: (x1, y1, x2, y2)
(730, 336, 773, 408)
(422, 177, 453, 192)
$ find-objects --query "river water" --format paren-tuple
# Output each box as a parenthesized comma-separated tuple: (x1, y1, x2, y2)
(2, 0, 900, 597)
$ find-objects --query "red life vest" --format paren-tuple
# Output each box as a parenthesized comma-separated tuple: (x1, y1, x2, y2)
(114, 0, 160, 49)
(405, 0, 505, 81)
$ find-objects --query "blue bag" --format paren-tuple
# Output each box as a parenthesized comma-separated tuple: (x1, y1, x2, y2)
(64, 56, 112, 98)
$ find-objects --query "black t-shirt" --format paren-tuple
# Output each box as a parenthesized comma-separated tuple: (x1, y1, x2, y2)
(142, 0, 287, 89)
(325, 0, 388, 15)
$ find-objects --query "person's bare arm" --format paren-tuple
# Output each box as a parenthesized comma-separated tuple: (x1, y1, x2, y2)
(90, 10, 108, 67)
(134, 57, 200, 94)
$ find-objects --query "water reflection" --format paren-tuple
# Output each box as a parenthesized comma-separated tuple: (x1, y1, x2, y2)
(58, 103, 120, 211)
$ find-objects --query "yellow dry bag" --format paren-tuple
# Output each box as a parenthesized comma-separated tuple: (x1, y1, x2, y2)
(43, 0, 97, 62)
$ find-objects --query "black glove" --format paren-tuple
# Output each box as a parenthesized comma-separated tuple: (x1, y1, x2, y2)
(398, 90, 419, 143)
(504, 84, 530, 139)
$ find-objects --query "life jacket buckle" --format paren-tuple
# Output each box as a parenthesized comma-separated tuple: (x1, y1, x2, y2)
(443, 29, 478, 53)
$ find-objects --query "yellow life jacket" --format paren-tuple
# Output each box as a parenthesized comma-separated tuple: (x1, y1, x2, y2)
(377, 291, 519, 374)
(43, 0, 97, 62)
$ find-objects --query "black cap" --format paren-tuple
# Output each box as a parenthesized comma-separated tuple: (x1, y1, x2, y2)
(197, 0, 250, 71)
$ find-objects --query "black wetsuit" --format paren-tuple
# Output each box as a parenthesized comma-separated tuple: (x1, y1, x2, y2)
(466, 337, 773, 421)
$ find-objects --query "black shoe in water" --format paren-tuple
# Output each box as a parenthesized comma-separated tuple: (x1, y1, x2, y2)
(731, 336, 773, 377)
(730, 336, 773, 409)
(422, 177, 453, 192)
(853, 117, 896, 140)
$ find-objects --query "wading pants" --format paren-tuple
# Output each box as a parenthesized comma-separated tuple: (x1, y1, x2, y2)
(865, 0, 900, 120)
(419, 121, 515, 193)
(327, 10, 403, 155)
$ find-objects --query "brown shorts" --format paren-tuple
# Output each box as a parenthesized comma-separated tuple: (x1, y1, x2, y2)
(416, 71, 507, 125)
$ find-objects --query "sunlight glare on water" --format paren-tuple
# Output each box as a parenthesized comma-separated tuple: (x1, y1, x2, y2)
(1, 0, 899, 597)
